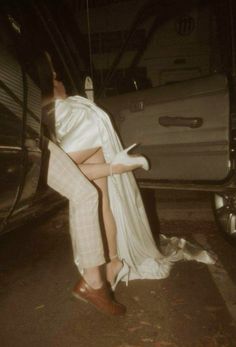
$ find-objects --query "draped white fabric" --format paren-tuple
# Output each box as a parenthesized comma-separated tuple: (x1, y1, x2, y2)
(55, 95, 215, 282)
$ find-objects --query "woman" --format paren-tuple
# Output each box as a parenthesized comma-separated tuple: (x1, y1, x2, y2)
(50, 71, 215, 290)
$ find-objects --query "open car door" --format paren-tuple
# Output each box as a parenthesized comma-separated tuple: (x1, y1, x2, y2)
(0, 20, 42, 233)
(101, 73, 230, 183)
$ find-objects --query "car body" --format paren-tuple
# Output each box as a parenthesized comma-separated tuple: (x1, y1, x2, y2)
(99, 71, 236, 241)
(1, 0, 236, 241)
(94, 0, 236, 242)
(0, 10, 65, 236)
(86, 0, 236, 241)
(0, 49, 64, 236)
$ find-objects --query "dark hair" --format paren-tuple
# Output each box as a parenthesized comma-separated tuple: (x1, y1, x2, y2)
(34, 51, 54, 99)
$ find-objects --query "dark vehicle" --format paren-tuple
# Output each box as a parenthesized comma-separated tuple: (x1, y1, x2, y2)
(0, 40, 65, 235)
(0, 0, 89, 236)
(94, 0, 236, 242)
(1, 0, 236, 243)
(0, 7, 64, 235)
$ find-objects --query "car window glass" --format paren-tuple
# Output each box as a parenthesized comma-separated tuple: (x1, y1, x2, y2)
(0, 11, 42, 145)
(0, 102, 22, 147)
(0, 43, 24, 147)
(76, 0, 225, 97)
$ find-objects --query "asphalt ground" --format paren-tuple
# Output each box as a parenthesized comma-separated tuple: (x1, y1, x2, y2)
(0, 190, 236, 347)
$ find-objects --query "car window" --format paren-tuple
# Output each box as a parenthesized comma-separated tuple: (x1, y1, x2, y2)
(75, 0, 230, 97)
(0, 40, 24, 148)
(0, 9, 45, 142)
(0, 103, 22, 147)
(2, 3, 81, 96)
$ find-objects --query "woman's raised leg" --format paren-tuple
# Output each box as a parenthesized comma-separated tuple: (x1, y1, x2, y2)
(68, 147, 143, 181)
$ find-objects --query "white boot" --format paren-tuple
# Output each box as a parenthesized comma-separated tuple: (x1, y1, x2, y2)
(111, 143, 149, 171)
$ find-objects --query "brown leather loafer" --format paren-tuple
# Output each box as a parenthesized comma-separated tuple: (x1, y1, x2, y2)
(72, 278, 126, 316)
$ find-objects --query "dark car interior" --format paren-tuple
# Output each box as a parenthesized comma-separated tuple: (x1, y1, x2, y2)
(0, 9, 65, 235)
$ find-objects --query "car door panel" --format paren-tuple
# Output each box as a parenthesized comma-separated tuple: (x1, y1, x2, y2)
(0, 44, 42, 232)
(0, 99, 24, 229)
(0, 150, 24, 226)
(104, 74, 230, 182)
(14, 74, 42, 211)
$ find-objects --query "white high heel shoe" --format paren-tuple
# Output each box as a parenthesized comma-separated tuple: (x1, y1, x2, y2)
(111, 260, 130, 291)
(111, 143, 150, 171)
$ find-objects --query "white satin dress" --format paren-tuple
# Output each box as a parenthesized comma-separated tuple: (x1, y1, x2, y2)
(55, 95, 215, 281)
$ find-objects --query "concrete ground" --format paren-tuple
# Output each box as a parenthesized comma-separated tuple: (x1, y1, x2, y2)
(0, 190, 236, 347)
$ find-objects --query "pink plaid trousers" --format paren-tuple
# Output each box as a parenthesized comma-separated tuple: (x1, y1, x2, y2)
(46, 139, 105, 271)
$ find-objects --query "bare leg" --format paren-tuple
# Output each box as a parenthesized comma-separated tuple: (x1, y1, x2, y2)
(68, 147, 100, 164)
(83, 266, 103, 289)
(93, 173, 123, 284)
(69, 148, 141, 181)
(80, 149, 119, 257)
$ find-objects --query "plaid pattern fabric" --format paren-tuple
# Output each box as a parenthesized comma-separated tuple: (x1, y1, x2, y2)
(46, 140, 105, 271)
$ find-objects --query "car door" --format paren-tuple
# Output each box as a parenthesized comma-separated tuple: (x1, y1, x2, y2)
(0, 102, 24, 231)
(0, 42, 42, 233)
(101, 73, 230, 182)
(97, 0, 232, 184)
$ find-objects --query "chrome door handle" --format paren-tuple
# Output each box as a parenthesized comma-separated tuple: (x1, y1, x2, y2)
(159, 116, 203, 128)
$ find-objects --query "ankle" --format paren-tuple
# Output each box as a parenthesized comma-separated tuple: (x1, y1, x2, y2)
(108, 258, 122, 268)
(110, 164, 120, 175)
(111, 163, 139, 175)
(83, 268, 103, 289)
(110, 254, 118, 261)
(83, 275, 103, 289)
(107, 256, 118, 268)
(106, 259, 123, 283)
(109, 254, 122, 266)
